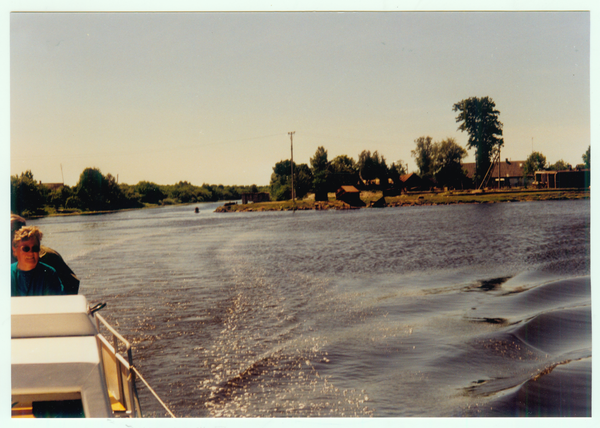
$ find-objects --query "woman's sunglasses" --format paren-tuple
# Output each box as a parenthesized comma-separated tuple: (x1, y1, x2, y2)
(19, 245, 40, 253)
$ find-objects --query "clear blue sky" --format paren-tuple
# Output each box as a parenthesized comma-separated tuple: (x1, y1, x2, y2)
(7, 2, 594, 187)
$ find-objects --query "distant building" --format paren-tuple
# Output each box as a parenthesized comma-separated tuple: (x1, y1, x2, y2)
(39, 182, 64, 191)
(241, 192, 271, 204)
(462, 161, 531, 188)
(399, 173, 426, 191)
(336, 185, 365, 206)
(534, 169, 590, 189)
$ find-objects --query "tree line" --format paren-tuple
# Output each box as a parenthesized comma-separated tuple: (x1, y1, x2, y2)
(12, 96, 591, 215)
(268, 138, 469, 202)
(269, 96, 498, 201)
(269, 96, 591, 201)
(523, 146, 590, 177)
(11, 167, 267, 217)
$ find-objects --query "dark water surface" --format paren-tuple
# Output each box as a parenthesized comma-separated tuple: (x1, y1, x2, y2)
(30, 199, 591, 417)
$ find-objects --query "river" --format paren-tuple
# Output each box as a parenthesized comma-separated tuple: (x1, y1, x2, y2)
(29, 199, 591, 418)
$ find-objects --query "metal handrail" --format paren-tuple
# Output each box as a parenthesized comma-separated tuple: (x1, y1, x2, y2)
(94, 312, 140, 417)
(92, 311, 175, 418)
(131, 366, 176, 418)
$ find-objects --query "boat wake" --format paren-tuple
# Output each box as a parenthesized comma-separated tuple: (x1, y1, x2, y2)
(460, 276, 591, 417)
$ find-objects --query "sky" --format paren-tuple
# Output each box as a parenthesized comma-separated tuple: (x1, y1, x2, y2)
(7, 2, 594, 188)
(2, 4, 599, 427)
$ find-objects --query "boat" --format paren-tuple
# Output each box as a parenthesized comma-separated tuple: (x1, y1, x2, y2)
(11, 295, 143, 418)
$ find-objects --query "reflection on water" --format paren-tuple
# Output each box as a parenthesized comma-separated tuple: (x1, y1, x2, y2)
(31, 199, 591, 417)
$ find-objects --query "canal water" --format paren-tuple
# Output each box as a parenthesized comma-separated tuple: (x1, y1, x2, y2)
(29, 199, 591, 418)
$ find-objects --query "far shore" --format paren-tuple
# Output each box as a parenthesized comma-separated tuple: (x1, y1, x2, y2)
(215, 188, 590, 213)
(24, 188, 589, 219)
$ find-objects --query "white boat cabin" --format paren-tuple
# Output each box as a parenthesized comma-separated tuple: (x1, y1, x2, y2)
(11, 295, 141, 418)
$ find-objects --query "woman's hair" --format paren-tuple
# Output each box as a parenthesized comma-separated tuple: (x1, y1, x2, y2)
(11, 214, 27, 237)
(13, 226, 43, 247)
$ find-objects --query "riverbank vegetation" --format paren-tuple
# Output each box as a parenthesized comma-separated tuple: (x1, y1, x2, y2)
(215, 188, 590, 212)
(10, 167, 267, 218)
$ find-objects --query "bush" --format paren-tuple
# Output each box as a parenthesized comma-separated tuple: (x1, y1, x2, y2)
(160, 198, 178, 205)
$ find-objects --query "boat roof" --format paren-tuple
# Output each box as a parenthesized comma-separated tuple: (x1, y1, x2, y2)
(12, 295, 97, 339)
(11, 295, 113, 417)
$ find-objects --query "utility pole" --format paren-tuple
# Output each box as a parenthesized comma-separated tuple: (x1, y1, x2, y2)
(498, 148, 501, 190)
(289, 131, 295, 203)
(60, 164, 64, 185)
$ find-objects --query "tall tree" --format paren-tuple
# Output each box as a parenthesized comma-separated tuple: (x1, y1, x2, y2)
(358, 150, 388, 185)
(75, 168, 106, 211)
(523, 151, 548, 178)
(411, 136, 435, 179)
(583, 145, 590, 169)
(310, 146, 330, 201)
(453, 96, 504, 186)
(75, 167, 139, 211)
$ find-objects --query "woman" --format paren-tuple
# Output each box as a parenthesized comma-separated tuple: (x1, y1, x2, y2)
(11, 214, 80, 294)
(11, 226, 64, 296)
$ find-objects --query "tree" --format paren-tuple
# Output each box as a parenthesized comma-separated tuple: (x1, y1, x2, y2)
(75, 168, 106, 211)
(357, 150, 388, 185)
(389, 160, 409, 184)
(295, 163, 313, 200)
(118, 184, 143, 206)
(270, 159, 294, 201)
(103, 173, 129, 207)
(583, 146, 590, 169)
(270, 159, 312, 201)
(75, 167, 140, 211)
(453, 96, 504, 186)
(523, 151, 548, 178)
(330, 155, 359, 190)
(548, 159, 570, 171)
(135, 181, 166, 204)
(310, 146, 330, 201)
(11, 170, 47, 216)
(48, 185, 74, 210)
(433, 137, 469, 188)
(411, 136, 435, 179)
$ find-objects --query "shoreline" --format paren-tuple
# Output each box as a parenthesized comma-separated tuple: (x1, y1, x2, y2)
(22, 189, 590, 219)
(215, 189, 590, 213)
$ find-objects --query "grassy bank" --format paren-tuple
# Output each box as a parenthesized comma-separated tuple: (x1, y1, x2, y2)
(215, 189, 590, 212)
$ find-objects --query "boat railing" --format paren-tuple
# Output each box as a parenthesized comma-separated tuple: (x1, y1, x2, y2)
(93, 312, 142, 418)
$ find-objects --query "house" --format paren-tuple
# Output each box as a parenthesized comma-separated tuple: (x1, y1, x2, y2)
(383, 173, 432, 194)
(40, 182, 64, 191)
(462, 160, 531, 188)
(534, 169, 590, 189)
(398, 173, 427, 191)
(336, 185, 365, 207)
(241, 192, 271, 204)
